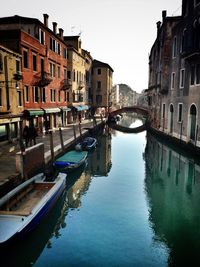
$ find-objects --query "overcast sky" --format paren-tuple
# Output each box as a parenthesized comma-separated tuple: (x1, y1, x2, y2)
(0, 0, 182, 92)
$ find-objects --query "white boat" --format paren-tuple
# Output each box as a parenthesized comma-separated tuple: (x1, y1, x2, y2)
(0, 172, 66, 244)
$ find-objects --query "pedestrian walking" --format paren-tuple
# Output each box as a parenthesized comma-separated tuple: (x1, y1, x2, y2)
(23, 125, 30, 147)
(29, 124, 37, 146)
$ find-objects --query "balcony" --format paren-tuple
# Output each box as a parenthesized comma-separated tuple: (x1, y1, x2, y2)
(73, 92, 84, 102)
(78, 81, 85, 90)
(13, 71, 23, 81)
(60, 79, 72, 91)
(33, 71, 52, 87)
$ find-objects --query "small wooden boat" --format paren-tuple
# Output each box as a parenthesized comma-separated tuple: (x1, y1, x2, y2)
(0, 172, 66, 244)
(54, 150, 88, 171)
(75, 137, 97, 151)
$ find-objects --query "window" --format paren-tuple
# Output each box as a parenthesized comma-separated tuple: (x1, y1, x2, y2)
(41, 87, 46, 102)
(73, 70, 76, 82)
(162, 103, 165, 119)
(191, 65, 195, 85)
(24, 85, 29, 102)
(181, 29, 186, 53)
(39, 28, 45, 45)
(17, 90, 22, 106)
(32, 54, 37, 71)
(0, 88, 2, 106)
(63, 48, 67, 59)
(96, 95, 102, 104)
(196, 64, 200, 84)
(23, 50, 28, 68)
(58, 66, 60, 79)
(180, 69, 185, 88)
(49, 62, 56, 77)
(67, 71, 71, 79)
(178, 103, 183, 122)
(97, 68, 101, 75)
(0, 54, 3, 72)
(33, 86, 39, 102)
(57, 43, 61, 55)
(172, 37, 177, 58)
(171, 72, 175, 89)
(58, 90, 61, 102)
(16, 60, 20, 72)
(50, 89, 56, 102)
(50, 37, 56, 52)
(64, 69, 67, 79)
(97, 81, 101, 89)
(40, 58, 44, 72)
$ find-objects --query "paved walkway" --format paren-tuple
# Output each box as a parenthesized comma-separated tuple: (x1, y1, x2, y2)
(0, 119, 103, 192)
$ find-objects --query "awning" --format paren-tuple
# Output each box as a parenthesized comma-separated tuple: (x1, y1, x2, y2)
(43, 108, 61, 114)
(59, 106, 71, 111)
(24, 109, 44, 116)
(75, 105, 89, 111)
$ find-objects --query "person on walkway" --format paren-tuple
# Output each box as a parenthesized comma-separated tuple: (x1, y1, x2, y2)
(29, 124, 37, 146)
(23, 125, 30, 147)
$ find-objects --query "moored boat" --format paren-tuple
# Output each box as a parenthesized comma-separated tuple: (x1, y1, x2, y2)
(75, 137, 97, 151)
(53, 150, 88, 171)
(0, 172, 66, 245)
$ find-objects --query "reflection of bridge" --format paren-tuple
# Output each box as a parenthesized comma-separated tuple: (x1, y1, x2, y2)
(108, 106, 149, 133)
(109, 106, 149, 117)
(109, 122, 147, 133)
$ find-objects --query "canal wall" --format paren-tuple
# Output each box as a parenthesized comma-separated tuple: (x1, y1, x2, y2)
(148, 126, 200, 160)
(0, 120, 105, 197)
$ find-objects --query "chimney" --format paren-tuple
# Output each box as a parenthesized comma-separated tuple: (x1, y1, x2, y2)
(43, 14, 49, 27)
(59, 28, 64, 39)
(156, 21, 161, 36)
(53, 22, 57, 34)
(162, 10, 167, 22)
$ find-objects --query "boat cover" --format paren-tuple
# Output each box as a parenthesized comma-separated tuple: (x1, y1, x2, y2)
(55, 151, 87, 164)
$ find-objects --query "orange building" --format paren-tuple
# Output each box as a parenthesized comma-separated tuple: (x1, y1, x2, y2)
(0, 14, 69, 133)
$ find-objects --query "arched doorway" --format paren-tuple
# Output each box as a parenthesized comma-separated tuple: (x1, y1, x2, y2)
(169, 104, 174, 134)
(190, 104, 197, 141)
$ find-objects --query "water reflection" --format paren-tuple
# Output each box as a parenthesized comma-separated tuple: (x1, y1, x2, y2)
(0, 132, 113, 267)
(144, 133, 200, 267)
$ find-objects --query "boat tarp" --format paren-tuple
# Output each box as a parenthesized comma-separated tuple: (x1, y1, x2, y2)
(55, 151, 87, 163)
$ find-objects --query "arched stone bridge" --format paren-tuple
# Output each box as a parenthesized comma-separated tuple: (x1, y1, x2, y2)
(108, 106, 149, 133)
(109, 106, 149, 117)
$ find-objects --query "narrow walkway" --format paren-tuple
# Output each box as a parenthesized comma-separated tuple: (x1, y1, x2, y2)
(0, 119, 101, 190)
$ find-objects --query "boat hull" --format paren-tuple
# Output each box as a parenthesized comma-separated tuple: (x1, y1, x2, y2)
(0, 173, 66, 244)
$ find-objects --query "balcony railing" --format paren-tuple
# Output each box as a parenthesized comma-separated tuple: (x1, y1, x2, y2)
(78, 81, 85, 90)
(13, 71, 23, 81)
(33, 71, 52, 87)
(60, 79, 72, 90)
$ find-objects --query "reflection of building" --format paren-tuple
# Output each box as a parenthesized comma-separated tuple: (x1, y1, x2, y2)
(67, 171, 92, 208)
(0, 45, 23, 141)
(88, 134, 112, 176)
(144, 133, 200, 267)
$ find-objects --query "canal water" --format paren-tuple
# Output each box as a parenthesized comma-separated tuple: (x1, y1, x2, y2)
(1, 117, 200, 267)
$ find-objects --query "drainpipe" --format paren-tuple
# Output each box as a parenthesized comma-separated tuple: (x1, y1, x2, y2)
(195, 125, 198, 146)
(180, 120, 183, 143)
(4, 56, 10, 111)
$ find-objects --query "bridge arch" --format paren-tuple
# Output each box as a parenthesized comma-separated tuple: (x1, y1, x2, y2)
(109, 106, 149, 117)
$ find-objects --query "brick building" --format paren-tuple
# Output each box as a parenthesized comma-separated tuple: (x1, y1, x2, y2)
(0, 14, 69, 133)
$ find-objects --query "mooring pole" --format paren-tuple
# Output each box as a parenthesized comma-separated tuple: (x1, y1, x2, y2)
(49, 130, 54, 161)
(59, 127, 64, 151)
(73, 124, 77, 143)
(79, 122, 83, 140)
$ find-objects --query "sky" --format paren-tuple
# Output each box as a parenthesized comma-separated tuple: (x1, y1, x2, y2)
(0, 0, 182, 93)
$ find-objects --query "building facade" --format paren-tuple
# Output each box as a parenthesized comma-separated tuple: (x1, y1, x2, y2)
(0, 14, 69, 133)
(0, 45, 23, 141)
(147, 0, 200, 150)
(92, 59, 113, 116)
